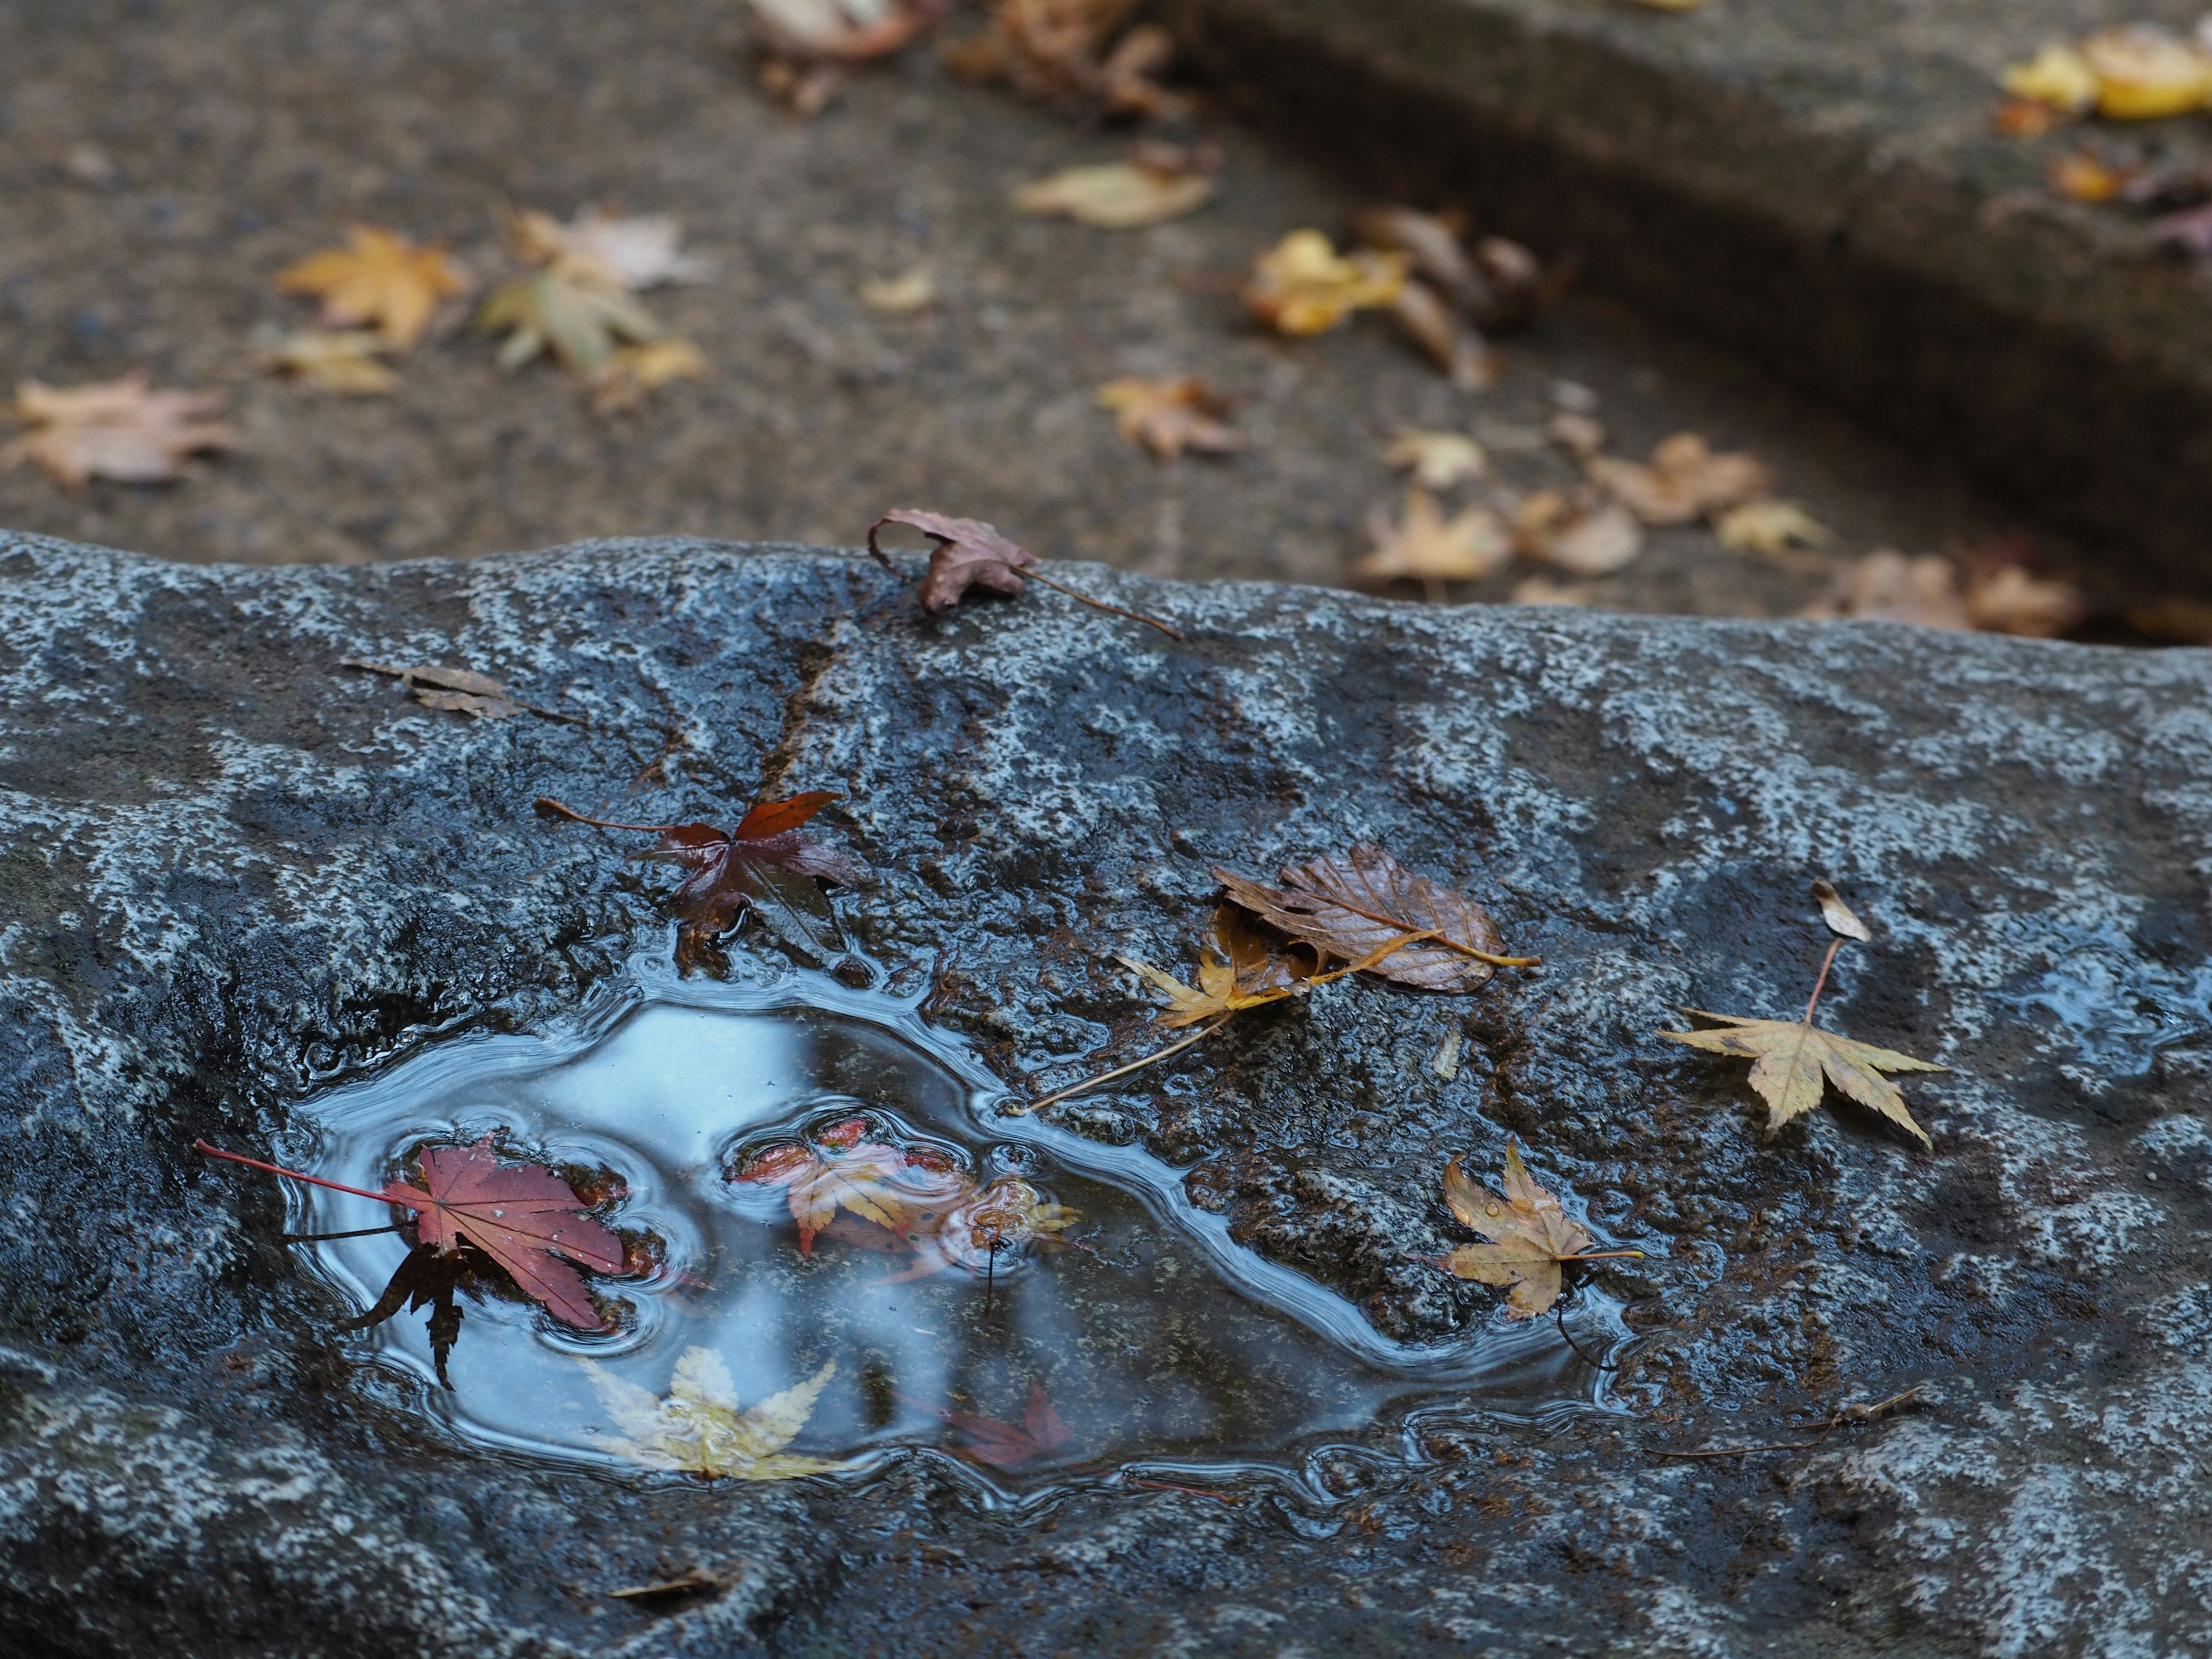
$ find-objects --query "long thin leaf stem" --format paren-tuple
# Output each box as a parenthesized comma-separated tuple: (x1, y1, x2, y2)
(1010, 1016, 1230, 1116)
(1020, 567, 1185, 640)
(1802, 936, 1846, 1024)
(1554, 1297, 1616, 1371)
(535, 797, 683, 835)
(195, 1139, 404, 1208)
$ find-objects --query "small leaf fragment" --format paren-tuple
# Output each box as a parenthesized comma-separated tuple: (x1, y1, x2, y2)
(859, 266, 938, 313)
(1810, 878, 1872, 942)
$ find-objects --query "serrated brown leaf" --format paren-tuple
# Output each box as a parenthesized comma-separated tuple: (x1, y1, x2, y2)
(1437, 1142, 1635, 1318)
(1094, 377, 1244, 460)
(275, 226, 470, 351)
(3, 374, 238, 487)
(1211, 842, 1531, 992)
(1120, 904, 1316, 1028)
(1660, 1010, 1943, 1147)
(946, 1, 1183, 117)
(1588, 432, 1770, 527)
(868, 508, 1036, 610)
(929, 1382, 1073, 1469)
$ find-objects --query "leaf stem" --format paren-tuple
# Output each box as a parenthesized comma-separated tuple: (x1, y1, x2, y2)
(1020, 567, 1185, 641)
(1554, 1297, 1618, 1371)
(1802, 935, 1846, 1024)
(1293, 894, 1541, 969)
(1010, 1016, 1231, 1115)
(195, 1139, 405, 1209)
(534, 796, 683, 835)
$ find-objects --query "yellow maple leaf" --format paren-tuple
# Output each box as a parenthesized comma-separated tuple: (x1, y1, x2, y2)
(1243, 230, 1407, 336)
(1119, 903, 1315, 1029)
(1661, 1011, 1942, 1147)
(275, 226, 470, 351)
(585, 1348, 844, 1479)
(1356, 488, 1511, 589)
(2001, 43, 2098, 113)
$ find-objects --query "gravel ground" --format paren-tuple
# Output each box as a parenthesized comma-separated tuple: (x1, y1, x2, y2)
(0, 0, 2102, 623)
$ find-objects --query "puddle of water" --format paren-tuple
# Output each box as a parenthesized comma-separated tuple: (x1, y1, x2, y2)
(289, 973, 1621, 1489)
(1993, 924, 2212, 1075)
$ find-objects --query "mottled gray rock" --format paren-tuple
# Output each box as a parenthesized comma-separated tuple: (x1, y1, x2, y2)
(2, 533, 2209, 1657)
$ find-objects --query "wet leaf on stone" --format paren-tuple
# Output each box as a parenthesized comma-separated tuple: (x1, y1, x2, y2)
(1810, 878, 1872, 943)
(585, 1347, 844, 1479)
(536, 791, 868, 971)
(342, 657, 582, 722)
(3, 374, 238, 487)
(1660, 1012, 1942, 1147)
(1211, 842, 1535, 993)
(195, 1137, 625, 1330)
(1094, 376, 1245, 460)
(928, 1382, 1073, 1468)
(1437, 1142, 1641, 1319)
(1120, 904, 1317, 1028)
(867, 507, 1183, 635)
(1014, 146, 1215, 229)
(275, 226, 471, 351)
(1243, 230, 1407, 337)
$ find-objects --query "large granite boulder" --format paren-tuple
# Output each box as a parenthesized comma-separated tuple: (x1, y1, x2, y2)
(1, 533, 2206, 1657)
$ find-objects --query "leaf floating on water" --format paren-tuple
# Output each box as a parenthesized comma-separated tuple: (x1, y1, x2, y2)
(1212, 841, 1537, 993)
(195, 1137, 624, 1330)
(586, 1347, 845, 1479)
(1094, 377, 1245, 461)
(3, 374, 238, 487)
(275, 226, 471, 351)
(535, 791, 866, 971)
(1437, 1143, 1642, 1319)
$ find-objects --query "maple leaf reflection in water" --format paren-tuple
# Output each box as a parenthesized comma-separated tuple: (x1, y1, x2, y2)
(584, 1348, 845, 1480)
(334, 1241, 486, 1388)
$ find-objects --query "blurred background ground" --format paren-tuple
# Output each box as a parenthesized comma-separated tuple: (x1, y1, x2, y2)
(0, 0, 2146, 623)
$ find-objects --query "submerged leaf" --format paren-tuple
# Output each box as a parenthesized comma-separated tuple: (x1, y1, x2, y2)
(930, 1382, 1073, 1469)
(1660, 1012, 1944, 1147)
(735, 1118, 969, 1253)
(587, 1347, 844, 1479)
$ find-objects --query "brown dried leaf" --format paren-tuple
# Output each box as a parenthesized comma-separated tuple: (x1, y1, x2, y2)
(1800, 551, 1969, 630)
(3, 373, 237, 487)
(1120, 904, 1316, 1028)
(869, 508, 1037, 611)
(1438, 1143, 1635, 1318)
(1095, 377, 1244, 460)
(1385, 429, 1486, 490)
(1810, 878, 1872, 943)
(1212, 842, 1528, 993)
(342, 657, 581, 722)
(1014, 148, 1214, 229)
(1357, 489, 1511, 588)
(1387, 279, 1493, 388)
(1515, 491, 1643, 577)
(946, 1, 1180, 116)
(1588, 432, 1771, 526)
(1243, 231, 1407, 337)
(275, 226, 471, 351)
(1964, 563, 2085, 638)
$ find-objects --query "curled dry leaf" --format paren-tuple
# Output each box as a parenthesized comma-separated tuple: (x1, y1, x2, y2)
(1588, 432, 1771, 526)
(586, 1347, 844, 1479)
(1243, 230, 1408, 336)
(1515, 491, 1643, 577)
(257, 328, 397, 395)
(1120, 904, 1317, 1029)
(1810, 878, 1872, 942)
(1438, 1143, 1641, 1319)
(1388, 279, 1493, 389)
(1386, 429, 1486, 490)
(275, 226, 471, 351)
(1800, 550, 1969, 630)
(1213, 841, 1534, 993)
(867, 507, 1183, 635)
(1350, 206, 1550, 331)
(859, 266, 938, 313)
(3, 374, 238, 487)
(1095, 377, 1244, 461)
(509, 206, 712, 292)
(480, 268, 662, 374)
(1357, 489, 1512, 589)
(1013, 146, 1215, 229)
(342, 657, 580, 722)
(1715, 500, 1831, 557)
(1964, 563, 2085, 638)
(535, 791, 866, 971)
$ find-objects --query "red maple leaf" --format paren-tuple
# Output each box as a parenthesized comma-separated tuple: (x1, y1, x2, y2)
(196, 1137, 625, 1329)
(914, 1382, 1073, 1469)
(536, 791, 868, 968)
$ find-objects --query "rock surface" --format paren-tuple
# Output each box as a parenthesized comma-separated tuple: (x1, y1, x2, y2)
(2, 533, 2209, 1656)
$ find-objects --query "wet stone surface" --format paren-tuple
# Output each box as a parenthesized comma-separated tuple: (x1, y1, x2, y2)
(2, 533, 2210, 1656)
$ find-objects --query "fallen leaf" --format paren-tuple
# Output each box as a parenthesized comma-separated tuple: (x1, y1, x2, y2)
(1213, 842, 1533, 993)
(1385, 429, 1486, 490)
(748, 0, 948, 61)
(1661, 1009, 1942, 1147)
(2047, 150, 2131, 202)
(480, 268, 663, 374)
(1350, 206, 1549, 329)
(1357, 488, 1512, 589)
(1715, 500, 1831, 556)
(1387, 279, 1493, 388)
(509, 206, 712, 291)
(1588, 431, 1771, 525)
(1810, 878, 1872, 943)
(1096, 377, 1245, 460)
(860, 266, 938, 312)
(2000, 42, 2098, 113)
(275, 226, 470, 351)
(930, 1382, 1073, 1469)
(1243, 230, 1408, 337)
(1509, 575, 1591, 607)
(736, 1118, 969, 1253)
(257, 328, 398, 394)
(866, 507, 1183, 635)
(1438, 1143, 1640, 1318)
(1800, 550, 1969, 630)
(1546, 412, 1606, 460)
(2079, 25, 2211, 119)
(1119, 904, 1316, 1028)
(195, 1137, 626, 1329)
(586, 1347, 844, 1479)
(1515, 492, 1643, 576)
(946, 0, 1182, 116)
(1964, 563, 2085, 638)
(1013, 150, 1214, 229)
(586, 338, 706, 414)
(2, 373, 238, 487)
(890, 1175, 1077, 1278)
(342, 657, 580, 722)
